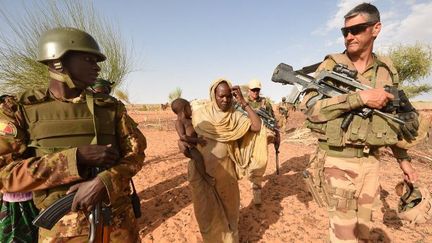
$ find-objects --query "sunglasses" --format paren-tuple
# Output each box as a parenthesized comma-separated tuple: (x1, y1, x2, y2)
(250, 88, 260, 93)
(341, 22, 376, 37)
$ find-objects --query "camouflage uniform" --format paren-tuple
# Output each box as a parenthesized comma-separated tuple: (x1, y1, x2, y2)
(303, 53, 409, 242)
(247, 96, 275, 118)
(0, 89, 146, 242)
(277, 101, 291, 132)
(247, 96, 276, 143)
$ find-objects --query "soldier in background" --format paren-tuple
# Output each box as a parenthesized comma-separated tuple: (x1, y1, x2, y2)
(0, 27, 146, 242)
(246, 79, 280, 205)
(301, 3, 418, 242)
(277, 97, 291, 133)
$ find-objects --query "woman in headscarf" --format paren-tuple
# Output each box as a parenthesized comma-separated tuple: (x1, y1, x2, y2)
(191, 78, 267, 243)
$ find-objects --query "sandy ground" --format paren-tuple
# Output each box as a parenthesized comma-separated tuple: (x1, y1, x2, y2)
(129, 108, 432, 243)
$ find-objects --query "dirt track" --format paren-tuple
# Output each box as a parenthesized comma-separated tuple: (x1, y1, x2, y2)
(130, 109, 432, 243)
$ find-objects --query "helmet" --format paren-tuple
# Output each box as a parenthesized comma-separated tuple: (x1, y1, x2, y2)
(396, 181, 432, 224)
(248, 79, 262, 90)
(282, 97, 286, 101)
(37, 27, 106, 63)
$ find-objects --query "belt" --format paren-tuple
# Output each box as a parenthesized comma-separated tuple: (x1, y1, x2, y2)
(318, 142, 377, 158)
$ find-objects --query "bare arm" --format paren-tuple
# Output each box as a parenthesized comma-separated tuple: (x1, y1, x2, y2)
(175, 119, 206, 145)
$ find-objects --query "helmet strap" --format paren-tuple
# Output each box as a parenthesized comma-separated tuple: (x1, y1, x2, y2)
(53, 60, 63, 71)
(49, 70, 76, 89)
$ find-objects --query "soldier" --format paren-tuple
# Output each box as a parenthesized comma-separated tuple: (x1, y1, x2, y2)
(246, 79, 280, 205)
(0, 95, 39, 242)
(301, 3, 418, 242)
(0, 27, 146, 242)
(277, 97, 291, 133)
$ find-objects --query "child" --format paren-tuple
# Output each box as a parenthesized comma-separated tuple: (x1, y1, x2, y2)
(171, 98, 215, 186)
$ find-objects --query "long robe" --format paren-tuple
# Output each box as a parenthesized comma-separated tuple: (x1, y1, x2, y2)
(190, 78, 267, 243)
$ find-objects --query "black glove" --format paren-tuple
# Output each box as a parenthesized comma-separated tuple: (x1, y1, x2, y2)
(397, 90, 416, 113)
(397, 111, 419, 141)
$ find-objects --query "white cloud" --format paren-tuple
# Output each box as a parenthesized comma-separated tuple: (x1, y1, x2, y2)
(377, 2, 432, 52)
(324, 0, 372, 32)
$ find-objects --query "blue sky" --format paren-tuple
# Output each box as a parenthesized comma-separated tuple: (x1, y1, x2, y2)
(2, 0, 432, 103)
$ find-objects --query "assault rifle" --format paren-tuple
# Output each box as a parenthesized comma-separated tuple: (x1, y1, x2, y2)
(32, 192, 76, 230)
(235, 104, 280, 175)
(235, 104, 279, 132)
(33, 179, 141, 231)
(88, 167, 111, 243)
(271, 63, 405, 129)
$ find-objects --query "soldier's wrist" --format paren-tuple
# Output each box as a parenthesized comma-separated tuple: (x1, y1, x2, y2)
(347, 93, 364, 110)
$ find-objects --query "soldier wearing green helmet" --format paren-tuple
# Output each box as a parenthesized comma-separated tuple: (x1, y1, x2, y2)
(0, 27, 146, 242)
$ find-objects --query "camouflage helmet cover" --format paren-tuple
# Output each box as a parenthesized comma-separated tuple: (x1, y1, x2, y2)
(396, 181, 432, 224)
(37, 27, 106, 63)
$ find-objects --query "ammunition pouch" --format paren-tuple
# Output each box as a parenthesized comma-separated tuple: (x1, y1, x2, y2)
(306, 112, 399, 147)
(324, 184, 357, 210)
(305, 148, 359, 210)
(365, 114, 399, 146)
(304, 149, 328, 207)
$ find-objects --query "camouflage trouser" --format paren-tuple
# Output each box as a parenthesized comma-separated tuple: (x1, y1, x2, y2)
(322, 151, 380, 243)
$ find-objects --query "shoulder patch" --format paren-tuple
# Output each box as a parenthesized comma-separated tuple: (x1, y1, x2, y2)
(0, 120, 17, 137)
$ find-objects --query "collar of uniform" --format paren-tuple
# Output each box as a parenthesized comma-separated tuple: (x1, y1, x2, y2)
(247, 96, 262, 103)
(360, 53, 379, 75)
(48, 89, 86, 103)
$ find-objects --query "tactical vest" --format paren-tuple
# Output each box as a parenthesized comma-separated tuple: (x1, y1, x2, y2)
(19, 89, 118, 209)
(248, 97, 267, 110)
(306, 53, 400, 147)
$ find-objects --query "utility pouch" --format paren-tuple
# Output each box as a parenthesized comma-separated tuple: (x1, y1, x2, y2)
(305, 149, 329, 207)
(305, 120, 327, 135)
(366, 114, 398, 146)
(346, 115, 369, 143)
(325, 118, 344, 147)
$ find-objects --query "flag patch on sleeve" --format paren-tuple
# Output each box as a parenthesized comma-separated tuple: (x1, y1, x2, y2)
(0, 121, 17, 137)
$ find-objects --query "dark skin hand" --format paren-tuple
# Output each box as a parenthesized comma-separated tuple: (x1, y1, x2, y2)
(76, 144, 120, 168)
(70, 144, 118, 212)
(67, 177, 108, 212)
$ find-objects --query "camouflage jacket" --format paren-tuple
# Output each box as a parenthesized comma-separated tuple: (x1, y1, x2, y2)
(301, 52, 409, 159)
(278, 102, 291, 118)
(247, 96, 275, 119)
(0, 89, 146, 237)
